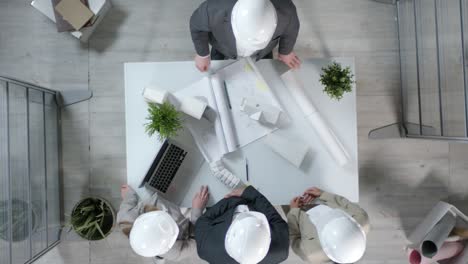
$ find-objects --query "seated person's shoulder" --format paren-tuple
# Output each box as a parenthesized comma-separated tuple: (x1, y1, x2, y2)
(271, 0, 297, 13)
(205, 0, 237, 9)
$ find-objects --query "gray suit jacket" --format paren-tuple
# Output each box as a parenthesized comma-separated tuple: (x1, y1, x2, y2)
(195, 186, 289, 264)
(190, 0, 300, 59)
(287, 192, 371, 264)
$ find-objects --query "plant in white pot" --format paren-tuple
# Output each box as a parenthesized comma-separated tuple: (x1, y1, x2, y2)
(70, 197, 115, 241)
(319, 62, 354, 100)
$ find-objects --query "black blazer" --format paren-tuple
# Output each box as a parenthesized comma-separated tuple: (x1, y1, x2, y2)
(194, 186, 289, 264)
(190, 0, 300, 60)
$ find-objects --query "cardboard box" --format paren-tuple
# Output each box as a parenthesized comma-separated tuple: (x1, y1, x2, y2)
(54, 0, 94, 31)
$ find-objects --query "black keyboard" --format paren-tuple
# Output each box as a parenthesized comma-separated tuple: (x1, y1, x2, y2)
(148, 144, 187, 193)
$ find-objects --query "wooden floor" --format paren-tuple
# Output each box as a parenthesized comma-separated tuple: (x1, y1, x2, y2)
(1, 0, 468, 263)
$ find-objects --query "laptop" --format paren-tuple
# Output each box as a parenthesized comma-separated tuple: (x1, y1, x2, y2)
(139, 139, 204, 204)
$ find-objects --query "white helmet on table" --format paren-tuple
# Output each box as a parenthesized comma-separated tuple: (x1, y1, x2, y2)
(308, 206, 366, 263)
(129, 211, 179, 258)
(225, 211, 271, 264)
(231, 0, 278, 52)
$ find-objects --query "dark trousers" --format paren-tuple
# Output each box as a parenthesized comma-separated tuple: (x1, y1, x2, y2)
(210, 48, 273, 61)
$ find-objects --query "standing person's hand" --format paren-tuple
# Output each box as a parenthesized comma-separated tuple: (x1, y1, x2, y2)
(192, 185, 210, 209)
(278, 51, 301, 69)
(121, 184, 130, 200)
(302, 187, 323, 204)
(290, 196, 303, 208)
(224, 186, 247, 198)
(195, 55, 211, 72)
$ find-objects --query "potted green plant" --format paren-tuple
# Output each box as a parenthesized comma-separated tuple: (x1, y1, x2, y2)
(145, 102, 183, 141)
(319, 62, 354, 100)
(70, 197, 115, 241)
(0, 199, 38, 242)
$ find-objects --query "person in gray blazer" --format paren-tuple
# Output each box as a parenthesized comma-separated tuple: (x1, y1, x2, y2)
(190, 0, 301, 72)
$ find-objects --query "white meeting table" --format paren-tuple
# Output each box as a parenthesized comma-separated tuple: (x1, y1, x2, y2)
(124, 58, 358, 207)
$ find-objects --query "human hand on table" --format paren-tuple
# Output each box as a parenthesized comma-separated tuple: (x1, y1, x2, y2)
(290, 196, 304, 208)
(192, 185, 210, 210)
(224, 186, 247, 198)
(195, 54, 211, 72)
(301, 187, 323, 204)
(278, 51, 301, 69)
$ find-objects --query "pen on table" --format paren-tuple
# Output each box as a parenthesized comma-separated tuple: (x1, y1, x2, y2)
(223, 81, 232, 110)
(245, 158, 249, 182)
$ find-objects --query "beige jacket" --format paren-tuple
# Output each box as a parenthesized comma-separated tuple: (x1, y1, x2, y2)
(116, 187, 203, 262)
(287, 192, 370, 264)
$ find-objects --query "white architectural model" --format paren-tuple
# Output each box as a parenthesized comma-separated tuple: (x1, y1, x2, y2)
(240, 98, 282, 126)
(143, 86, 207, 120)
(209, 160, 241, 189)
(143, 86, 168, 104)
(264, 133, 308, 168)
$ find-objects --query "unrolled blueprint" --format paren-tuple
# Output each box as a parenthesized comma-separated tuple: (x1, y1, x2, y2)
(176, 58, 282, 162)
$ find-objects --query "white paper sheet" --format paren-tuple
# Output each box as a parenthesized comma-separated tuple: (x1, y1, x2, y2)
(175, 77, 225, 162)
(176, 59, 282, 162)
(281, 70, 350, 166)
(218, 58, 283, 146)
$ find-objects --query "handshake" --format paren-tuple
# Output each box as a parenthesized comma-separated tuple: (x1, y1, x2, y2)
(290, 187, 323, 208)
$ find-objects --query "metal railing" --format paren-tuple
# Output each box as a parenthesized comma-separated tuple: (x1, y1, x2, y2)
(369, 0, 468, 142)
(0, 76, 61, 264)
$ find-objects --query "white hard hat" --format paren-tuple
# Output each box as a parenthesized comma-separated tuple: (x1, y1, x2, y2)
(310, 208, 366, 263)
(231, 0, 278, 51)
(225, 211, 271, 264)
(129, 211, 179, 257)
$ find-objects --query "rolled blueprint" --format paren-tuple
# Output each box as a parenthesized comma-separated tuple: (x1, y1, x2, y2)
(281, 70, 349, 166)
(409, 242, 465, 264)
(421, 212, 457, 258)
(209, 75, 238, 154)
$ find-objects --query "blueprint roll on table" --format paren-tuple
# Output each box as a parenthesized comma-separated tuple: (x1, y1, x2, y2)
(209, 74, 238, 154)
(281, 70, 349, 167)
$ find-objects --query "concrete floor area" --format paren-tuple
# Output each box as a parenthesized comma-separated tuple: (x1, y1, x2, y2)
(1, 0, 468, 263)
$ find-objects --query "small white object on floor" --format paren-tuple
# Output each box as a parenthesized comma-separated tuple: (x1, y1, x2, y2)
(265, 133, 309, 168)
(177, 96, 208, 120)
(143, 86, 168, 104)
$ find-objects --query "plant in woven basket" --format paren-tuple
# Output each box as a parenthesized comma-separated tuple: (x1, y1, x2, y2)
(319, 62, 354, 100)
(70, 197, 114, 241)
(145, 102, 182, 141)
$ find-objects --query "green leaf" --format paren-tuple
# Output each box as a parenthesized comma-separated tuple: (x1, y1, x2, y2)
(144, 102, 182, 141)
(95, 222, 106, 239)
(80, 205, 96, 213)
(319, 62, 354, 101)
(75, 215, 97, 232)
